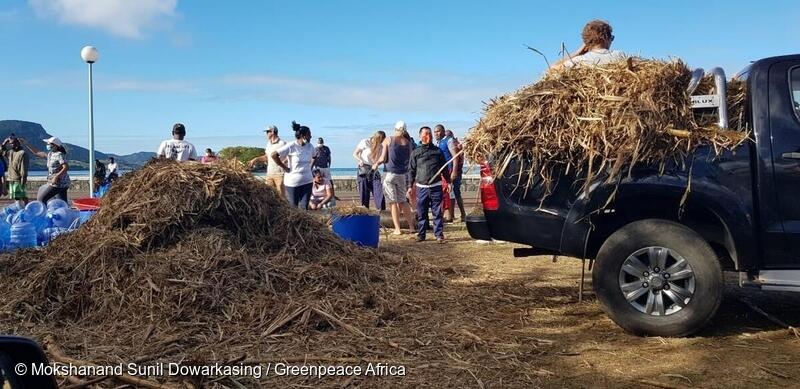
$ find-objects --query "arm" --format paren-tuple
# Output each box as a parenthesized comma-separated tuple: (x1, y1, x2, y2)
(156, 141, 167, 158)
(447, 140, 461, 181)
(21, 154, 29, 186)
(439, 153, 451, 183)
(407, 151, 417, 197)
(320, 184, 334, 205)
(188, 145, 197, 162)
(550, 43, 589, 70)
(20, 139, 47, 158)
(372, 139, 389, 171)
(248, 154, 268, 169)
(352, 145, 365, 166)
(52, 162, 69, 185)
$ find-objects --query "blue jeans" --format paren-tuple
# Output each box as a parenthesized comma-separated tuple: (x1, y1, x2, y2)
(286, 183, 313, 210)
(416, 184, 444, 240)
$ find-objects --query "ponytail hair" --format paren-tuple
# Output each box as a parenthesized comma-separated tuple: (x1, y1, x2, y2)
(292, 121, 311, 140)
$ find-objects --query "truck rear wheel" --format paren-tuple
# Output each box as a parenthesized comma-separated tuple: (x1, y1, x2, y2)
(592, 219, 723, 337)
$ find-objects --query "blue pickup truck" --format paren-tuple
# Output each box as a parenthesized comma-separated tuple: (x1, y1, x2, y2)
(467, 54, 800, 336)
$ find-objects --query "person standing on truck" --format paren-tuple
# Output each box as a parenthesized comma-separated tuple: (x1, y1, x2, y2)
(157, 123, 197, 161)
(551, 19, 625, 70)
(410, 126, 450, 243)
(249, 125, 287, 198)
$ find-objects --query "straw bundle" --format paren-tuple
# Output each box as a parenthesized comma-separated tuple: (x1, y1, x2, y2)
(463, 57, 748, 199)
(0, 160, 425, 372)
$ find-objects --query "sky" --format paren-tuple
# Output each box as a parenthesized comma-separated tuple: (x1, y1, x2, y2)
(0, 0, 798, 166)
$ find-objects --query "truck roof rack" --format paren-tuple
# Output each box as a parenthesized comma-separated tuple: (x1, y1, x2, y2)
(689, 67, 728, 128)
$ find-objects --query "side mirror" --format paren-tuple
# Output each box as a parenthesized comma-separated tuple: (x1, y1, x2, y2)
(0, 336, 57, 389)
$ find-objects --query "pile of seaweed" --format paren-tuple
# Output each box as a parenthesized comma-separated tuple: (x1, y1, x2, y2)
(0, 159, 433, 387)
(463, 57, 749, 199)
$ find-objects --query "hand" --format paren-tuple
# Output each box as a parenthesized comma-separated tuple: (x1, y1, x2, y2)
(406, 188, 412, 198)
(358, 161, 364, 167)
(450, 172, 457, 182)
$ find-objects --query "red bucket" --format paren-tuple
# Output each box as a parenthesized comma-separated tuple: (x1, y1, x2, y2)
(73, 197, 101, 211)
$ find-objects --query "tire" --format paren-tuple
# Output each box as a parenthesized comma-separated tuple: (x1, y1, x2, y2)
(592, 219, 723, 337)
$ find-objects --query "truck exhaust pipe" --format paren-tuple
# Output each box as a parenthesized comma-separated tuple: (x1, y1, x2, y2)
(708, 67, 729, 129)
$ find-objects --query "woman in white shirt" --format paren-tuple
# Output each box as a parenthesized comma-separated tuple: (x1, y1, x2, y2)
(271, 121, 315, 209)
(352, 130, 386, 210)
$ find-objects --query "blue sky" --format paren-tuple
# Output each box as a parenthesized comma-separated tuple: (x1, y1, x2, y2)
(0, 0, 798, 166)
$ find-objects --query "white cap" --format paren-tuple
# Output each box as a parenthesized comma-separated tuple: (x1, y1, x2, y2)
(43, 137, 63, 147)
(394, 121, 406, 131)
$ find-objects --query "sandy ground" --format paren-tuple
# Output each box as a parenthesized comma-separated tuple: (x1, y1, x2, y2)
(352, 224, 800, 388)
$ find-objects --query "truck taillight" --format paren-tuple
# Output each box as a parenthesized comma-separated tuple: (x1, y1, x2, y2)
(479, 162, 499, 211)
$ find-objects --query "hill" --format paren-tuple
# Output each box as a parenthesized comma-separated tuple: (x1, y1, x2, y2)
(0, 120, 156, 170)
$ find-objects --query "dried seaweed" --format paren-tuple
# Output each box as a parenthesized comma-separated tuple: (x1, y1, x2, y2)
(463, 57, 749, 200)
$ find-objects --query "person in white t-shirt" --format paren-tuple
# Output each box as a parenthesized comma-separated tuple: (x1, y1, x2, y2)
(248, 125, 287, 198)
(352, 130, 386, 210)
(157, 123, 197, 161)
(271, 121, 315, 209)
(551, 20, 625, 70)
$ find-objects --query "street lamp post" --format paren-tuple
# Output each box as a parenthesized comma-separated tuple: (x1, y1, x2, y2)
(81, 46, 99, 197)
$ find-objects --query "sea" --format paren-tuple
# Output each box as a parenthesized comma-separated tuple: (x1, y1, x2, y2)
(28, 166, 480, 179)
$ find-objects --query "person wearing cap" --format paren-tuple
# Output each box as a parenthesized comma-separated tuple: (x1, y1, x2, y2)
(157, 123, 197, 161)
(1, 136, 29, 206)
(248, 125, 287, 198)
(312, 137, 332, 181)
(20, 136, 71, 203)
(373, 120, 416, 235)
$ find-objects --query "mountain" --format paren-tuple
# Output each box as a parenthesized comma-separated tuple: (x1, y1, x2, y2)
(0, 120, 156, 170)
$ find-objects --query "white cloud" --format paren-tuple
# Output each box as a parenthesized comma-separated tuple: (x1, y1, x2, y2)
(220, 74, 512, 113)
(29, 0, 178, 38)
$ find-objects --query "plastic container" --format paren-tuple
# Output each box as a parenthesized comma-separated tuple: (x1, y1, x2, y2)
(49, 208, 79, 229)
(0, 219, 10, 247)
(46, 198, 69, 211)
(25, 201, 46, 218)
(39, 227, 69, 245)
(331, 214, 380, 248)
(3, 203, 21, 218)
(10, 222, 38, 249)
(78, 210, 96, 225)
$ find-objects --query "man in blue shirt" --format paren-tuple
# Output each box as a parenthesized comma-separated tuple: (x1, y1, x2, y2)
(434, 124, 465, 223)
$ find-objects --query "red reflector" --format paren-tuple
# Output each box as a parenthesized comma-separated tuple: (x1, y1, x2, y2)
(479, 162, 499, 211)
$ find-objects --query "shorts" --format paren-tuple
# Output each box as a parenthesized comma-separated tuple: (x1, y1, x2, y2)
(8, 181, 27, 200)
(382, 172, 408, 204)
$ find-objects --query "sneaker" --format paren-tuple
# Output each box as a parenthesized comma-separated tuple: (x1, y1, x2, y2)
(436, 237, 446, 244)
(415, 236, 425, 242)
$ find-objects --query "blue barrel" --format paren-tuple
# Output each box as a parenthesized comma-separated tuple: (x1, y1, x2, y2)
(331, 214, 380, 248)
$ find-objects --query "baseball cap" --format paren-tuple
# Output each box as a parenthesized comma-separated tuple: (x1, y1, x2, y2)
(263, 125, 278, 133)
(394, 121, 407, 131)
(43, 137, 63, 147)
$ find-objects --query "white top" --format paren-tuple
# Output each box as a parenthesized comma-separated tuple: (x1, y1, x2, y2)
(564, 49, 626, 68)
(265, 138, 287, 175)
(107, 162, 118, 173)
(355, 138, 376, 165)
(276, 141, 315, 187)
(157, 139, 197, 161)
